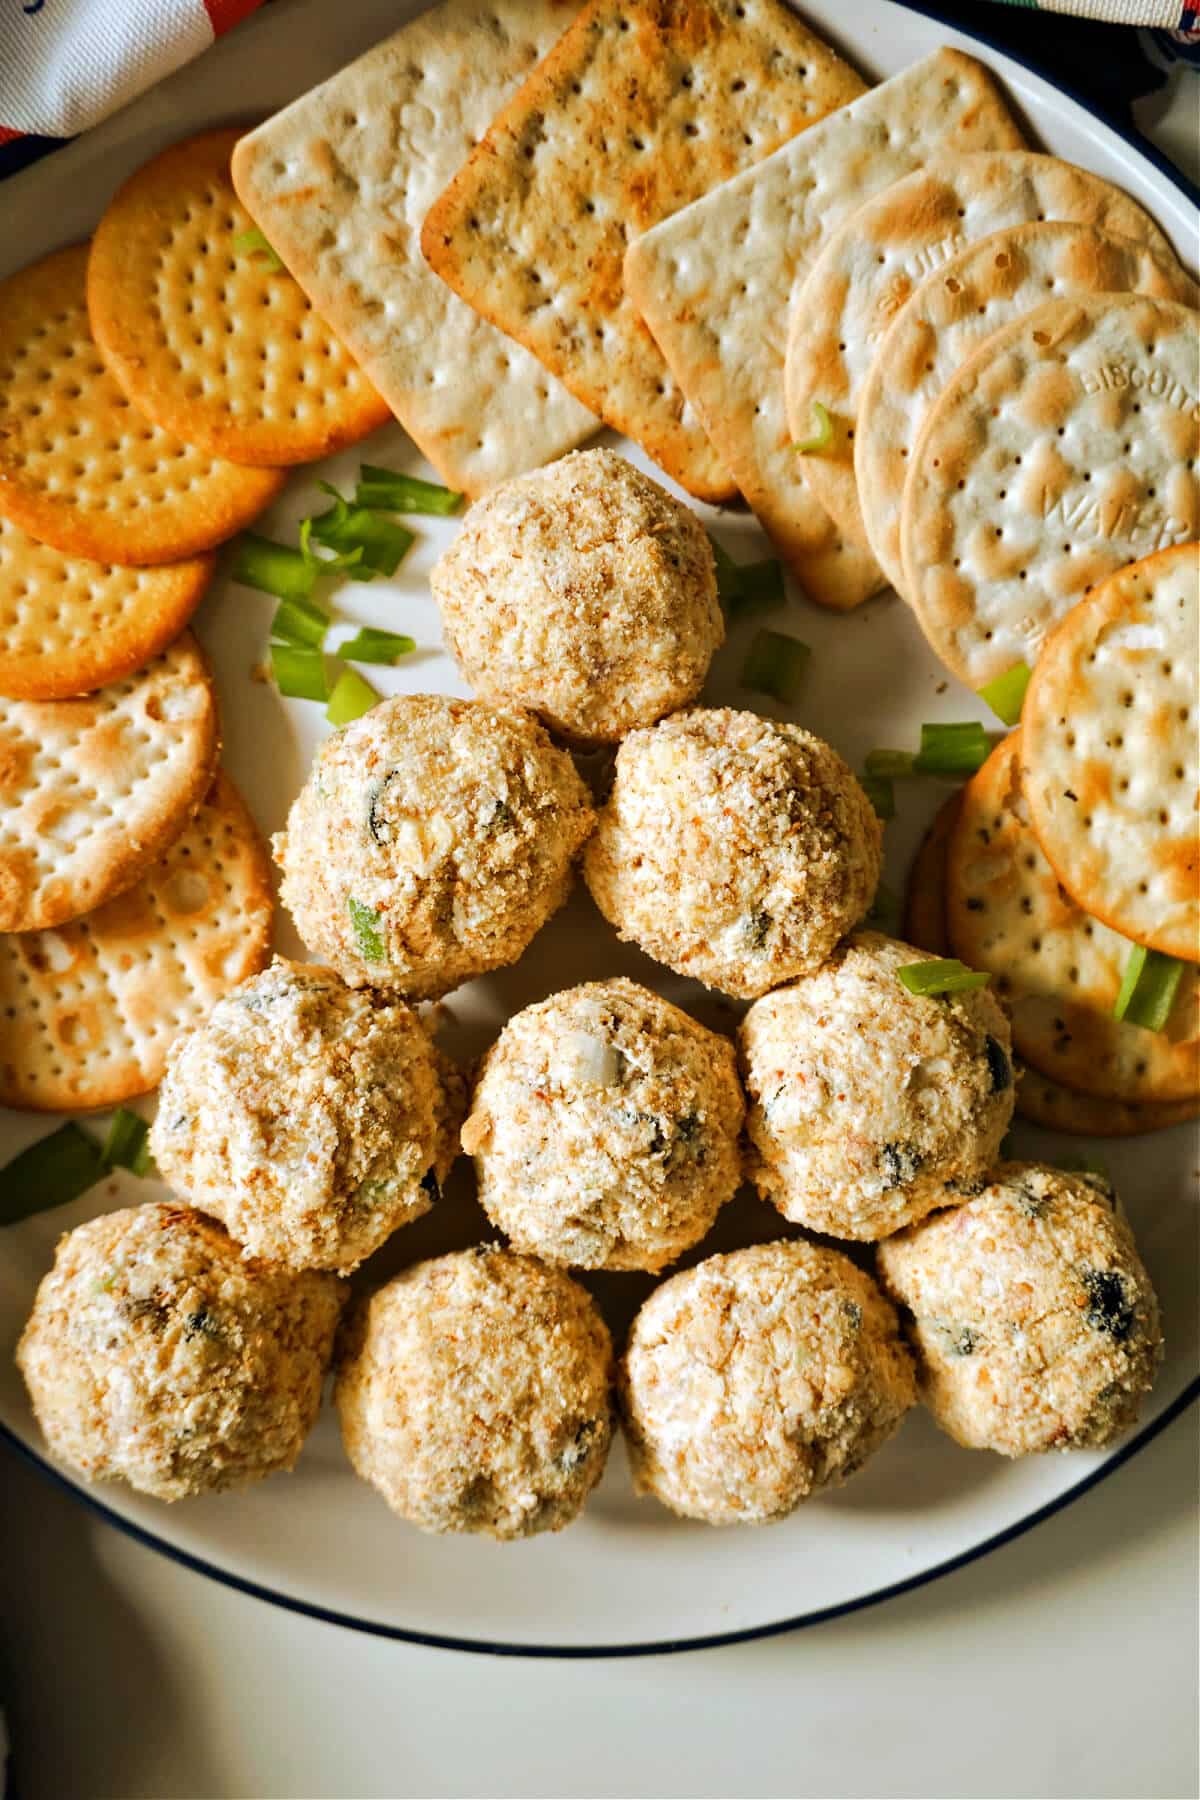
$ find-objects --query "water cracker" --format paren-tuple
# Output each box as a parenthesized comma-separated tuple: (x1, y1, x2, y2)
(232, 0, 598, 498)
(420, 0, 865, 504)
(622, 50, 1024, 604)
(0, 246, 284, 565)
(854, 222, 1198, 597)
(0, 772, 272, 1111)
(946, 732, 1198, 1104)
(0, 633, 219, 933)
(901, 292, 1200, 689)
(88, 128, 391, 468)
(1022, 541, 1199, 963)
(786, 157, 1184, 558)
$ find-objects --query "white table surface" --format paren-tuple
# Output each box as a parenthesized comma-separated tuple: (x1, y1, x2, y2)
(3, 37, 1198, 1800)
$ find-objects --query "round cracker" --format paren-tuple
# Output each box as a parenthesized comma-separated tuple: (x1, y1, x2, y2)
(0, 245, 285, 564)
(946, 731, 1199, 1103)
(1022, 542, 1199, 963)
(0, 632, 219, 933)
(88, 128, 391, 467)
(854, 222, 1197, 598)
(901, 293, 1200, 689)
(0, 771, 273, 1111)
(785, 153, 1181, 556)
(0, 513, 213, 701)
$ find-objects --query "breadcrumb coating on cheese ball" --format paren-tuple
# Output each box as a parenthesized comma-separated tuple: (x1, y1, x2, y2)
(150, 959, 465, 1275)
(430, 448, 723, 744)
(876, 1163, 1163, 1457)
(620, 1239, 916, 1525)
(336, 1247, 614, 1540)
(274, 695, 595, 1000)
(583, 708, 882, 998)
(461, 978, 745, 1271)
(17, 1203, 343, 1501)
(739, 933, 1015, 1241)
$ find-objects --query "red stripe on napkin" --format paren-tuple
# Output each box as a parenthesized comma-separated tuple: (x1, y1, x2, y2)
(203, 0, 265, 34)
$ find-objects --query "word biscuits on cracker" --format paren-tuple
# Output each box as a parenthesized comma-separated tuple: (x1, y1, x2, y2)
(421, 0, 865, 505)
(854, 221, 1198, 597)
(623, 49, 1024, 605)
(0, 772, 272, 1111)
(946, 732, 1198, 1105)
(1022, 542, 1199, 964)
(0, 633, 219, 934)
(232, 0, 599, 499)
(88, 128, 391, 469)
(787, 154, 1183, 559)
(902, 293, 1200, 689)
(0, 246, 285, 566)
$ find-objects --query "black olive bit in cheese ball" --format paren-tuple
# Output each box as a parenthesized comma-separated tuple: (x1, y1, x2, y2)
(739, 932, 1016, 1241)
(274, 694, 595, 999)
(584, 707, 882, 998)
(430, 447, 724, 744)
(150, 959, 466, 1275)
(877, 1164, 1164, 1456)
(17, 1203, 343, 1501)
(336, 1247, 614, 1540)
(461, 977, 745, 1271)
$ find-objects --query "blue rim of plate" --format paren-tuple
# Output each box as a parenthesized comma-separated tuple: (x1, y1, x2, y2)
(4, 0, 1199, 1658)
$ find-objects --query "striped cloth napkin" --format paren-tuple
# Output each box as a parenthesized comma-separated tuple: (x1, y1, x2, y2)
(983, 0, 1197, 23)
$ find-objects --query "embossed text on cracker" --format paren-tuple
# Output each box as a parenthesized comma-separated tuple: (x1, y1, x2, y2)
(1080, 360, 1200, 417)
(1041, 488, 1192, 551)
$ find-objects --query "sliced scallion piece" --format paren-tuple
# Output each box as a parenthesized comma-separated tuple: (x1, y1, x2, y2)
(233, 226, 283, 273)
(865, 882, 901, 933)
(740, 627, 811, 703)
(270, 593, 330, 651)
(354, 466, 464, 515)
(326, 665, 378, 726)
(912, 721, 991, 777)
(864, 748, 915, 779)
(336, 628, 416, 665)
(978, 662, 1032, 727)
(708, 537, 787, 619)
(231, 532, 317, 602)
(307, 487, 415, 578)
(861, 773, 895, 821)
(896, 958, 991, 998)
(298, 514, 366, 578)
(709, 537, 741, 602)
(347, 896, 386, 961)
(0, 1124, 107, 1226)
(101, 1108, 155, 1179)
(270, 643, 329, 703)
(792, 400, 835, 455)
(1112, 943, 1183, 1033)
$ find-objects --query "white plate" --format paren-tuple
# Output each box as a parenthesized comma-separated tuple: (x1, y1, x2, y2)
(1, 0, 1196, 1656)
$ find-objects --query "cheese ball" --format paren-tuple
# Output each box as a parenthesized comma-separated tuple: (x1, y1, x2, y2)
(429, 448, 723, 743)
(739, 932, 1015, 1241)
(461, 978, 745, 1272)
(876, 1164, 1163, 1456)
(16, 1203, 343, 1501)
(150, 959, 465, 1275)
(620, 1240, 916, 1525)
(584, 708, 882, 998)
(274, 694, 595, 999)
(336, 1247, 614, 1540)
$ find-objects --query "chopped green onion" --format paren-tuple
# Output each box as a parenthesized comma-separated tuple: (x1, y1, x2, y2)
(865, 882, 901, 933)
(740, 627, 811, 704)
(861, 773, 895, 820)
(231, 532, 317, 602)
(0, 1123, 107, 1226)
(792, 400, 835, 455)
(1112, 944, 1183, 1033)
(896, 958, 991, 997)
(978, 662, 1032, 727)
(270, 643, 328, 703)
(233, 226, 283, 273)
(710, 537, 741, 601)
(298, 514, 366, 579)
(101, 1108, 155, 1179)
(326, 665, 378, 726)
(708, 536, 787, 619)
(347, 896, 385, 962)
(336, 628, 416, 665)
(354, 466, 464, 515)
(864, 748, 916, 779)
(270, 593, 330, 651)
(306, 487, 415, 578)
(912, 721, 991, 777)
